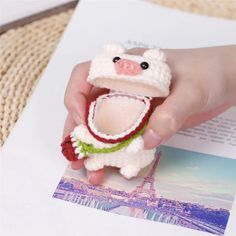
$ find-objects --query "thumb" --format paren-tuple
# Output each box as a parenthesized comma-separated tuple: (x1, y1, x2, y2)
(143, 82, 207, 149)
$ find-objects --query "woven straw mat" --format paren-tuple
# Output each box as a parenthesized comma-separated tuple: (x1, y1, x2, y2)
(1, 1, 236, 146)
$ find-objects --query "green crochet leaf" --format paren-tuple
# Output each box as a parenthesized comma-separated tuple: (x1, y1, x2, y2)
(77, 125, 146, 155)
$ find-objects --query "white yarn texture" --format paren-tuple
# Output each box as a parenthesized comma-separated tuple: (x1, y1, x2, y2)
(70, 124, 156, 179)
(68, 43, 172, 178)
(88, 43, 172, 97)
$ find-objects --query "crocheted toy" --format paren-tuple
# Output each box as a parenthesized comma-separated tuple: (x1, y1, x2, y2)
(61, 43, 171, 179)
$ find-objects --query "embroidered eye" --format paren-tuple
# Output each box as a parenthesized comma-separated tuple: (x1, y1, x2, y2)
(140, 62, 149, 70)
(112, 57, 121, 63)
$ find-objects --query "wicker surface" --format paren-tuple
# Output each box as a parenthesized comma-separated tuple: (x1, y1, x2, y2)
(0, 9, 74, 146)
(1, 1, 236, 146)
(151, 0, 236, 20)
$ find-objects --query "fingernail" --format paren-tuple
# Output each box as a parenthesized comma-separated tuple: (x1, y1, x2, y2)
(87, 170, 104, 185)
(143, 129, 163, 149)
(72, 112, 83, 124)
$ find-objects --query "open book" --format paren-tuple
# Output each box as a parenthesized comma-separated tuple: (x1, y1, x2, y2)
(1, 1, 236, 236)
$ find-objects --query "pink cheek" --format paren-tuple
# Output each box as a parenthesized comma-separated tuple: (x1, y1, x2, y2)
(114, 59, 142, 76)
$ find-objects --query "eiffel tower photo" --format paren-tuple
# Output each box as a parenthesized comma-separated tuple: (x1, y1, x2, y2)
(54, 146, 230, 235)
(128, 152, 161, 207)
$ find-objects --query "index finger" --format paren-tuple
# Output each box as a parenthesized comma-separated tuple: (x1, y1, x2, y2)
(64, 61, 92, 123)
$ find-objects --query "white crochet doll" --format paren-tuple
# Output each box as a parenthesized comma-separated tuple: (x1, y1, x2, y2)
(61, 43, 171, 179)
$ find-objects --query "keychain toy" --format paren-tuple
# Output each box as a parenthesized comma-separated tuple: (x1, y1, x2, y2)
(61, 43, 171, 179)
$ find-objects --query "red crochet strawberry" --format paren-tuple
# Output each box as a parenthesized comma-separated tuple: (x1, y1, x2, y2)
(61, 135, 78, 161)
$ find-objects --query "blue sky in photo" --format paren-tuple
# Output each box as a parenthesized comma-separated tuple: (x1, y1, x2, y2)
(153, 146, 236, 209)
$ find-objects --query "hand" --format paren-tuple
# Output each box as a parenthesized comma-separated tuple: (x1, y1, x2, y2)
(63, 61, 108, 185)
(141, 45, 236, 148)
(63, 45, 236, 184)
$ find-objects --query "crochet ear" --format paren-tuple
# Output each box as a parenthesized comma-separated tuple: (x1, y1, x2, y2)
(143, 48, 166, 62)
(103, 43, 125, 54)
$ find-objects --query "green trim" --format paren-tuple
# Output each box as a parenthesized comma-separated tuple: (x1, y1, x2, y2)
(76, 125, 146, 155)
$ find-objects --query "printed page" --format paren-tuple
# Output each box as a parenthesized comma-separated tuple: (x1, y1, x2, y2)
(167, 107, 236, 159)
(1, 1, 236, 236)
(54, 147, 236, 236)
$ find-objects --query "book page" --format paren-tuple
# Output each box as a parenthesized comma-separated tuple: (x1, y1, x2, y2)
(54, 147, 236, 236)
(1, 1, 236, 236)
(167, 107, 236, 159)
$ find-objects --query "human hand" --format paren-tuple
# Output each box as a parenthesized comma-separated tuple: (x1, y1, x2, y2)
(141, 45, 236, 148)
(63, 45, 236, 184)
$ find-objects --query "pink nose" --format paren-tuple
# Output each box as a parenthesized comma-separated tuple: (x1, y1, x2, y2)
(114, 59, 142, 76)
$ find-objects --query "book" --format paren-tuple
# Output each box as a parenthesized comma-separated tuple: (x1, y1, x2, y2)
(1, 1, 236, 236)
